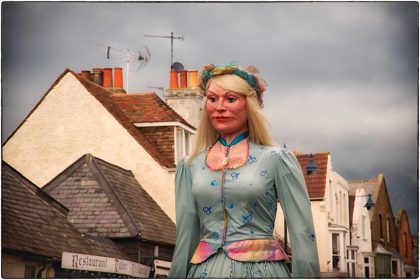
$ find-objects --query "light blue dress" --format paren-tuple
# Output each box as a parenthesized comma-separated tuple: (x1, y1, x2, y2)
(169, 142, 320, 278)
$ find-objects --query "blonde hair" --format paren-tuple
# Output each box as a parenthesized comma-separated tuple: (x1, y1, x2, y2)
(187, 74, 274, 163)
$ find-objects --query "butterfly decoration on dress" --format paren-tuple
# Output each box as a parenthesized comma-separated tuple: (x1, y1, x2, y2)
(203, 207, 212, 215)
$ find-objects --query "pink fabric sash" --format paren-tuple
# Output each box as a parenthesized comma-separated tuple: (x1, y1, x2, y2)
(190, 239, 289, 264)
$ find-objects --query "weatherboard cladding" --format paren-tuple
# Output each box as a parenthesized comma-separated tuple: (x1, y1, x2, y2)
(2, 163, 127, 260)
(295, 152, 329, 199)
(43, 154, 176, 245)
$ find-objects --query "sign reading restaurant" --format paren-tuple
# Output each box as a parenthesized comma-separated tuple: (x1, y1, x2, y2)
(61, 252, 151, 278)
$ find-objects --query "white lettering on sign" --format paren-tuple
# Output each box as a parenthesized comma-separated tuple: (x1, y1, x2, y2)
(61, 252, 151, 277)
(131, 261, 151, 278)
(62, 252, 115, 273)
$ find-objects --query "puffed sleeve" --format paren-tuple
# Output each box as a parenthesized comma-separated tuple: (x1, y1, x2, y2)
(274, 149, 320, 277)
(168, 159, 201, 278)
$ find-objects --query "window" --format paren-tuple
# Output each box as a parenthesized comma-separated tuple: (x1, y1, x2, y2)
(364, 257, 371, 278)
(347, 248, 357, 277)
(332, 233, 340, 271)
(24, 265, 36, 278)
(379, 214, 383, 239)
(392, 260, 399, 277)
(174, 127, 192, 163)
(342, 192, 345, 225)
(386, 218, 390, 243)
(404, 233, 408, 257)
(362, 215, 366, 239)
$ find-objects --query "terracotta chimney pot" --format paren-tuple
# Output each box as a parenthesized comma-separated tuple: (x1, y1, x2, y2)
(114, 67, 123, 89)
(170, 71, 179, 89)
(103, 68, 113, 88)
(188, 70, 198, 89)
(179, 70, 188, 89)
(91, 68, 103, 86)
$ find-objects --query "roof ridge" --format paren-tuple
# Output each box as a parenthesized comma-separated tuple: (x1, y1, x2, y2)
(88, 156, 141, 236)
(69, 70, 175, 168)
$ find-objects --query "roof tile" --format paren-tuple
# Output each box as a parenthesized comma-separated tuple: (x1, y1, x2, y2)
(2, 163, 128, 260)
(43, 154, 176, 245)
(295, 152, 329, 199)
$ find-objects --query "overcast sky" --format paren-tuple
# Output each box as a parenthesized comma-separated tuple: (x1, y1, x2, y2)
(2, 2, 418, 232)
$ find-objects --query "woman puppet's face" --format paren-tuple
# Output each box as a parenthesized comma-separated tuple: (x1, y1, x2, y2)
(206, 82, 248, 138)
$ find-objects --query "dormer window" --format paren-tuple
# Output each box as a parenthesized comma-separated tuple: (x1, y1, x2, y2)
(174, 126, 194, 163)
(134, 121, 195, 165)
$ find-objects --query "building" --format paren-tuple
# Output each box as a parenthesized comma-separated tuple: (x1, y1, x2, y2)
(3, 67, 196, 222)
(395, 209, 418, 277)
(2, 162, 148, 278)
(274, 152, 350, 277)
(165, 69, 203, 128)
(349, 187, 375, 277)
(349, 174, 403, 277)
(42, 154, 176, 276)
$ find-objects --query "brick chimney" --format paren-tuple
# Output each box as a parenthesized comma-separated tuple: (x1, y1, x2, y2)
(80, 70, 91, 81)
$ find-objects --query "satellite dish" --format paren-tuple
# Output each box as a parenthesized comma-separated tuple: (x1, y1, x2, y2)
(171, 62, 184, 71)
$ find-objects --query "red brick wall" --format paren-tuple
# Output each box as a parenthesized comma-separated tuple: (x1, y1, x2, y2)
(138, 126, 174, 164)
(397, 212, 414, 265)
(370, 177, 397, 252)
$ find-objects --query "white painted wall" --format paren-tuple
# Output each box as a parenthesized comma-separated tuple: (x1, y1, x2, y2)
(351, 188, 373, 277)
(165, 89, 203, 128)
(3, 73, 176, 222)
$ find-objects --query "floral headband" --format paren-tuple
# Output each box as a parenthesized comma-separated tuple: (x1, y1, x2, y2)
(199, 63, 268, 107)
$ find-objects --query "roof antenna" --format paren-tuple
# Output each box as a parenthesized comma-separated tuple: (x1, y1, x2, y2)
(96, 44, 151, 92)
(144, 32, 184, 70)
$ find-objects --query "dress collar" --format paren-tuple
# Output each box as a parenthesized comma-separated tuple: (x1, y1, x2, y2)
(219, 131, 249, 147)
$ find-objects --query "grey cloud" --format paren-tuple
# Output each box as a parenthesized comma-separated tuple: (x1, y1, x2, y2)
(2, 2, 417, 232)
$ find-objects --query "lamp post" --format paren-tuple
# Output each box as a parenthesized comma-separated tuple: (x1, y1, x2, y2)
(364, 193, 375, 210)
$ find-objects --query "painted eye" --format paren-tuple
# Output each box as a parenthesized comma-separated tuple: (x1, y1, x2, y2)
(208, 96, 217, 103)
(227, 97, 237, 103)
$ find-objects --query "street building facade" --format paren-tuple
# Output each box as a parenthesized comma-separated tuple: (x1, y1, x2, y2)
(349, 174, 403, 277)
(3, 68, 196, 222)
(2, 162, 147, 278)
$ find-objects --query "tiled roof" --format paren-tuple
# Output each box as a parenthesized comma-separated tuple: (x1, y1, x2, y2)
(1, 162, 128, 260)
(295, 152, 330, 199)
(43, 154, 176, 245)
(348, 178, 378, 196)
(72, 70, 176, 168)
(111, 93, 194, 129)
(4, 69, 180, 168)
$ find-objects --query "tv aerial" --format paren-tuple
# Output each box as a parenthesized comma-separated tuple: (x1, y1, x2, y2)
(144, 32, 184, 70)
(96, 44, 151, 91)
